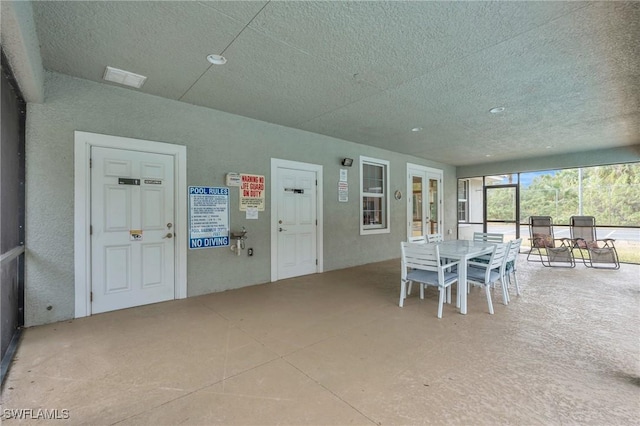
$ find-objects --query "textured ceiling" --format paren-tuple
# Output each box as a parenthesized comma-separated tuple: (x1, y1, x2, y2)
(30, 1, 640, 166)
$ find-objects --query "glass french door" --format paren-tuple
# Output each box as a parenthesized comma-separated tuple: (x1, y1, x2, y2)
(407, 164, 442, 241)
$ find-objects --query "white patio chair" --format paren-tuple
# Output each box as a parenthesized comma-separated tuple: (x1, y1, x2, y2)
(473, 232, 504, 243)
(407, 234, 446, 296)
(470, 232, 504, 263)
(408, 235, 427, 244)
(466, 241, 511, 314)
(426, 233, 444, 243)
(406, 235, 426, 296)
(400, 242, 460, 318)
(503, 238, 523, 303)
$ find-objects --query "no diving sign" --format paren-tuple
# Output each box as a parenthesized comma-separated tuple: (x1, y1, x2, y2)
(188, 186, 230, 249)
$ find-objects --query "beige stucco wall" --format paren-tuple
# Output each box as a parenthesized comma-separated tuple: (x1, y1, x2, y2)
(24, 71, 456, 326)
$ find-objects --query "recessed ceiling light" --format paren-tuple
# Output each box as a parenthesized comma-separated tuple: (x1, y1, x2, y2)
(411, 127, 423, 132)
(486, 154, 492, 157)
(207, 54, 227, 65)
(103, 66, 147, 88)
(546, 145, 552, 149)
(489, 106, 505, 114)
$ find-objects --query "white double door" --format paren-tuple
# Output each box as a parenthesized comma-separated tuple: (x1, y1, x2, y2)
(91, 147, 175, 314)
(407, 164, 442, 241)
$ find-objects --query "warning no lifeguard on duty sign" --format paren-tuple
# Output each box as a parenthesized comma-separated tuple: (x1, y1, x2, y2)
(188, 186, 230, 249)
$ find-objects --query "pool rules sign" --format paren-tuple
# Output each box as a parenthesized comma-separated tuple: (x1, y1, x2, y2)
(188, 186, 230, 249)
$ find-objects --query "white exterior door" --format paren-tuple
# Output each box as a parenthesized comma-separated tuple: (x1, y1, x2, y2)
(407, 164, 443, 240)
(276, 167, 317, 279)
(91, 147, 175, 314)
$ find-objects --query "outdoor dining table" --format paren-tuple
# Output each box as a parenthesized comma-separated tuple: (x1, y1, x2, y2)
(435, 239, 497, 314)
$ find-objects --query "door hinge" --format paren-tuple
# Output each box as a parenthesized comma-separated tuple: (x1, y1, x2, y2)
(90, 292, 93, 302)
(90, 225, 93, 235)
(316, 259, 318, 265)
(315, 179, 317, 186)
(315, 219, 317, 225)
(90, 158, 92, 168)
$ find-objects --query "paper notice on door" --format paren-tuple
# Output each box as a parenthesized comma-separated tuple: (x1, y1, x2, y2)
(246, 207, 259, 219)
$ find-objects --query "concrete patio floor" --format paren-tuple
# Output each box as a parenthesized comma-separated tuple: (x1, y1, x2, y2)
(1, 254, 639, 425)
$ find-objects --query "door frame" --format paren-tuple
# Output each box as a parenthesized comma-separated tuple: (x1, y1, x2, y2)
(483, 183, 520, 238)
(270, 158, 323, 282)
(406, 163, 443, 240)
(74, 131, 187, 318)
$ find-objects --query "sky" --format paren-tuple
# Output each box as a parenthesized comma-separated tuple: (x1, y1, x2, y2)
(519, 170, 557, 188)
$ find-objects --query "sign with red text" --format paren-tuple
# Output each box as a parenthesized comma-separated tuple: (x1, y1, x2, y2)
(240, 174, 265, 211)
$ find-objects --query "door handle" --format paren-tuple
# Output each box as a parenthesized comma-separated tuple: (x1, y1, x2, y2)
(163, 233, 173, 239)
(279, 227, 287, 232)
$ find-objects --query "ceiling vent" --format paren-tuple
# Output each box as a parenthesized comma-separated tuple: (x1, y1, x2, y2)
(103, 66, 147, 88)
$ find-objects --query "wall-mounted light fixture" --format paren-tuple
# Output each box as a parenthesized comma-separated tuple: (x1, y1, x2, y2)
(341, 158, 353, 167)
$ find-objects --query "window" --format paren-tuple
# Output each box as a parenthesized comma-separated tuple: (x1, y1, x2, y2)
(360, 156, 390, 234)
(457, 179, 468, 222)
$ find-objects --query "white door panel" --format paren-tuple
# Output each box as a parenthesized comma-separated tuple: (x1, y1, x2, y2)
(104, 158, 131, 177)
(281, 195, 296, 224)
(141, 187, 165, 229)
(276, 168, 317, 279)
(142, 244, 164, 287)
(141, 161, 165, 179)
(105, 186, 130, 230)
(104, 246, 130, 293)
(279, 234, 297, 268)
(297, 232, 314, 261)
(91, 147, 175, 314)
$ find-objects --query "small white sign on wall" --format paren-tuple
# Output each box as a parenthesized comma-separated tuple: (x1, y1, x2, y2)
(338, 181, 348, 202)
(226, 172, 241, 187)
(340, 169, 348, 182)
(246, 207, 258, 219)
